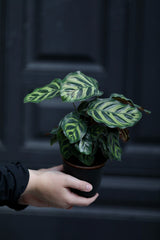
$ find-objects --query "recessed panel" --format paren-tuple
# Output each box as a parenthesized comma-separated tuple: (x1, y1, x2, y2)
(25, 0, 105, 65)
(38, 0, 103, 63)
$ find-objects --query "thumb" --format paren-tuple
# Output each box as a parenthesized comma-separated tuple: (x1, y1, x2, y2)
(65, 175, 93, 192)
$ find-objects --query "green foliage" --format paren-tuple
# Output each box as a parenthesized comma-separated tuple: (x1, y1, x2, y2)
(87, 98, 142, 129)
(75, 133, 93, 155)
(24, 71, 150, 166)
(77, 101, 90, 114)
(88, 124, 107, 141)
(24, 78, 61, 103)
(98, 135, 109, 160)
(110, 93, 151, 114)
(107, 131, 122, 161)
(78, 153, 95, 166)
(57, 128, 73, 160)
(61, 112, 87, 144)
(50, 128, 58, 145)
(60, 71, 103, 102)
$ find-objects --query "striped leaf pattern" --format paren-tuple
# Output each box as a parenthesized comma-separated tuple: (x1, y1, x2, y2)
(107, 131, 122, 161)
(110, 93, 151, 114)
(57, 128, 73, 159)
(61, 112, 87, 144)
(89, 124, 107, 140)
(78, 153, 95, 166)
(98, 135, 109, 159)
(24, 78, 61, 103)
(87, 98, 142, 129)
(60, 71, 103, 102)
(75, 133, 92, 155)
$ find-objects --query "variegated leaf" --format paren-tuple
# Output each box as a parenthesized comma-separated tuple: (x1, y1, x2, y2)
(98, 135, 109, 159)
(88, 124, 107, 140)
(75, 133, 92, 155)
(61, 112, 87, 144)
(78, 153, 95, 166)
(60, 71, 103, 102)
(50, 127, 58, 145)
(24, 78, 61, 103)
(57, 128, 73, 159)
(107, 131, 122, 161)
(110, 93, 151, 114)
(87, 98, 142, 129)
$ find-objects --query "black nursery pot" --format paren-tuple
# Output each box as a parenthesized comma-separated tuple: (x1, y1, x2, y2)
(63, 159, 105, 198)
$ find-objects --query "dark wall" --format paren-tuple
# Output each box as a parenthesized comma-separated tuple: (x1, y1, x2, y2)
(0, 0, 160, 239)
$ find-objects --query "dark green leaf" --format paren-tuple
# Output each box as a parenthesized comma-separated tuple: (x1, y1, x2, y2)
(98, 135, 109, 160)
(50, 135, 58, 146)
(78, 153, 95, 166)
(50, 127, 58, 145)
(107, 131, 122, 161)
(88, 124, 107, 141)
(78, 101, 90, 114)
(50, 127, 58, 135)
(61, 112, 87, 143)
(57, 128, 73, 159)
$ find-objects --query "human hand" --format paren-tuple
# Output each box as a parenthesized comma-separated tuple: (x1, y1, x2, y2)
(19, 165, 99, 209)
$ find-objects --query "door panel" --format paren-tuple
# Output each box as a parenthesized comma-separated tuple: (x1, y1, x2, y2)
(0, 0, 160, 239)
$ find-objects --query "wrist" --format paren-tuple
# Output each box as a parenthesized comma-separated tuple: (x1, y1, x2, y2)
(18, 169, 39, 205)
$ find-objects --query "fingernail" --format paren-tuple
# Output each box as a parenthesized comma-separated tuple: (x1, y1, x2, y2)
(86, 184, 92, 192)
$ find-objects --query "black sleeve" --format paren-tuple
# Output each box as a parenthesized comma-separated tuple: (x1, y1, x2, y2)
(0, 162, 29, 211)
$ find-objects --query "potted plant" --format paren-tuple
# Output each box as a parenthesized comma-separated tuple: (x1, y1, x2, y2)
(24, 71, 150, 197)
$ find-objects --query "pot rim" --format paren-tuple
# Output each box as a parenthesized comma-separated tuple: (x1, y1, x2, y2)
(63, 158, 106, 170)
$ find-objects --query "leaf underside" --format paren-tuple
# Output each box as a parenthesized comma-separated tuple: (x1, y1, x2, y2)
(119, 128, 130, 142)
(75, 133, 92, 155)
(110, 93, 151, 114)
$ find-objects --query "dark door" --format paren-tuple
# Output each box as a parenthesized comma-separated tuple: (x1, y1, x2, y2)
(0, 0, 160, 239)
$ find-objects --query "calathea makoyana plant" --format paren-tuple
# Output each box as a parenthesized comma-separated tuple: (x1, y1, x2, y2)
(24, 71, 150, 166)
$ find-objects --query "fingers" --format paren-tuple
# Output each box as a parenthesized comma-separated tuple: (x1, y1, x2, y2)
(67, 193, 99, 207)
(65, 175, 93, 192)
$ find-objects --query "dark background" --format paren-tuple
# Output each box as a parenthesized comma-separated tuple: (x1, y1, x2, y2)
(0, 0, 160, 239)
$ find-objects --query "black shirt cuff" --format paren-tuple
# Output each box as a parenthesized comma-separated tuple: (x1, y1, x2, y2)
(0, 162, 29, 211)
